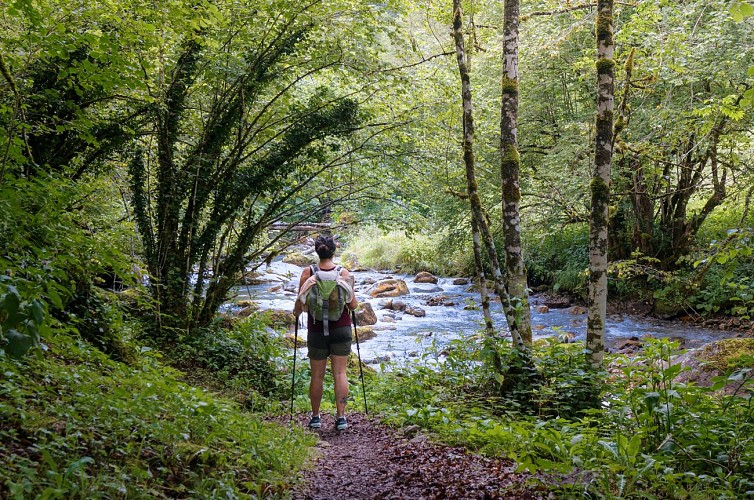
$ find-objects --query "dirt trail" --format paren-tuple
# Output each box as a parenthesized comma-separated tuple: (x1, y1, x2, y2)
(289, 413, 545, 499)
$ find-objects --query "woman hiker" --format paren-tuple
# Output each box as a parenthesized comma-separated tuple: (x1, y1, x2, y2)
(295, 235, 358, 431)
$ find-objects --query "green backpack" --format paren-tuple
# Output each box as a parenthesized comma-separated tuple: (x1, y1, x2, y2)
(305, 265, 354, 336)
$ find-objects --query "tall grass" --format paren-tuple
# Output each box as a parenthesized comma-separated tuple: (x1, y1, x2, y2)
(342, 225, 465, 275)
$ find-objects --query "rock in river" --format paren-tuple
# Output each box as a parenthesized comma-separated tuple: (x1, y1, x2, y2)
(367, 279, 409, 298)
(414, 271, 438, 284)
(355, 303, 377, 326)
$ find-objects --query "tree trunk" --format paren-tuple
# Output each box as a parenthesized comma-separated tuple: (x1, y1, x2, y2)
(471, 216, 495, 335)
(453, 0, 525, 349)
(587, 0, 614, 368)
(500, 0, 532, 344)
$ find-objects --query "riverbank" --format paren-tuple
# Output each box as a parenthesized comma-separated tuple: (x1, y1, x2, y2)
(233, 260, 751, 365)
(538, 290, 754, 339)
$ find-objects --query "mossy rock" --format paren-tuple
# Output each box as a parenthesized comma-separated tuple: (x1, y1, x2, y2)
(241, 271, 267, 285)
(260, 309, 296, 330)
(353, 325, 376, 341)
(282, 252, 317, 267)
(653, 299, 683, 320)
(348, 353, 375, 373)
(283, 332, 307, 348)
(674, 338, 754, 389)
(697, 338, 754, 372)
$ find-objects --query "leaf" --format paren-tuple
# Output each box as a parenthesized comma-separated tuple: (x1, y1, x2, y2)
(31, 299, 46, 325)
(64, 456, 95, 479)
(644, 391, 661, 407)
(4, 329, 33, 358)
(2, 287, 21, 325)
(47, 286, 63, 310)
(598, 440, 619, 460)
(663, 363, 682, 379)
(728, 369, 751, 382)
(627, 434, 642, 459)
(731, 1, 754, 22)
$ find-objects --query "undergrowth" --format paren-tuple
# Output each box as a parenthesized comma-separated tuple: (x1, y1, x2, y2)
(371, 337, 754, 497)
(342, 225, 461, 275)
(0, 332, 314, 499)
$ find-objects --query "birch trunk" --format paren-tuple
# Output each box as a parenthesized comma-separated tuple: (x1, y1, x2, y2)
(587, 0, 615, 368)
(500, 0, 532, 344)
(453, 0, 524, 349)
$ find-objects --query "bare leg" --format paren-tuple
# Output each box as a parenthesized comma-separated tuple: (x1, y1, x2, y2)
(331, 355, 349, 417)
(309, 358, 327, 415)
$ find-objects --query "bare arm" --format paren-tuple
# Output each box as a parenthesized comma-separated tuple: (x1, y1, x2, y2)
(298, 266, 312, 293)
(293, 267, 314, 317)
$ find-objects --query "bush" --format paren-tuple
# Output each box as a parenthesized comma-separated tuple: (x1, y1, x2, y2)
(371, 336, 754, 497)
(169, 317, 289, 399)
(0, 175, 140, 360)
(342, 225, 464, 275)
(0, 333, 314, 498)
(524, 224, 589, 297)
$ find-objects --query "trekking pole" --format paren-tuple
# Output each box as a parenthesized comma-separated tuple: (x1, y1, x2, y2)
(351, 310, 368, 415)
(290, 317, 298, 424)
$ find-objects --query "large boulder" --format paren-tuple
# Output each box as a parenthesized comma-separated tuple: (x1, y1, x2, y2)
(261, 309, 297, 330)
(355, 303, 378, 326)
(674, 338, 754, 391)
(367, 279, 409, 298)
(414, 271, 438, 284)
(282, 252, 317, 267)
(353, 325, 377, 341)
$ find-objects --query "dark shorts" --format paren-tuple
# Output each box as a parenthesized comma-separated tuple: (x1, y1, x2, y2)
(307, 325, 352, 360)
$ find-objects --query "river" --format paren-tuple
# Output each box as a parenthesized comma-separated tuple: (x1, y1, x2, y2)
(231, 260, 732, 365)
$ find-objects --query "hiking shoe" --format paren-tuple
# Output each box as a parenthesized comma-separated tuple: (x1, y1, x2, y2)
(308, 416, 321, 429)
(335, 416, 347, 431)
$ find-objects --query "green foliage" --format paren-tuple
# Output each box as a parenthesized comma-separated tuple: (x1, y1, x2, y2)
(0, 333, 313, 498)
(0, 175, 138, 359)
(169, 318, 289, 400)
(372, 336, 754, 497)
(524, 224, 589, 296)
(343, 225, 462, 275)
(689, 224, 754, 318)
(730, 0, 754, 22)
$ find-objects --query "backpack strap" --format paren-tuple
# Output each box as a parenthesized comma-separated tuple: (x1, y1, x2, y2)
(335, 266, 343, 325)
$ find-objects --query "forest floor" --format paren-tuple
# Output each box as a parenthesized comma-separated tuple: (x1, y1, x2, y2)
(285, 412, 550, 499)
